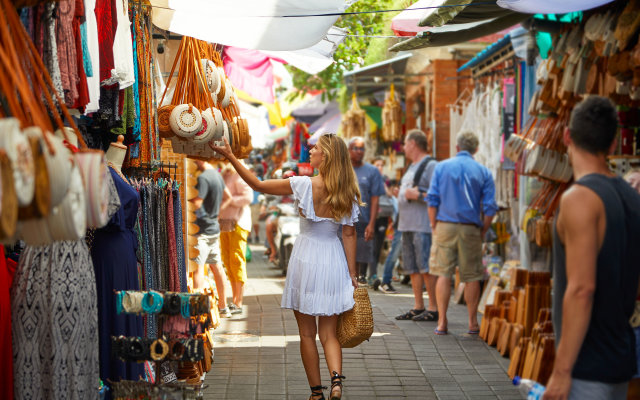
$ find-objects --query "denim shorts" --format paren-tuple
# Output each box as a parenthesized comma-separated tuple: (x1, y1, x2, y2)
(401, 231, 432, 274)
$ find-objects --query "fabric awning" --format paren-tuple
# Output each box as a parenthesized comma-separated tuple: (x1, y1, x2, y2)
(343, 53, 413, 97)
(496, 0, 615, 14)
(390, 12, 529, 51)
(391, 0, 444, 36)
(150, 0, 348, 51)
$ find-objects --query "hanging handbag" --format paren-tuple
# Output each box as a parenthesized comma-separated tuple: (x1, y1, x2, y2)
(17, 130, 51, 219)
(33, 128, 73, 209)
(0, 150, 18, 242)
(336, 288, 374, 348)
(46, 163, 87, 241)
(0, 118, 35, 208)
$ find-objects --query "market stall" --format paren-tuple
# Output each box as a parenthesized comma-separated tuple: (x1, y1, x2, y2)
(455, 1, 640, 389)
(0, 0, 258, 397)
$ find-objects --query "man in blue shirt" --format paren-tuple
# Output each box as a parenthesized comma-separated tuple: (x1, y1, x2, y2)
(349, 137, 386, 285)
(427, 131, 497, 335)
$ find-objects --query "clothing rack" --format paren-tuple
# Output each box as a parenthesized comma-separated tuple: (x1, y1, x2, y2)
(123, 162, 178, 180)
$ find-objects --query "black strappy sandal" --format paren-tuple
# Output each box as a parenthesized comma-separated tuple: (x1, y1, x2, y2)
(309, 384, 326, 400)
(330, 371, 345, 400)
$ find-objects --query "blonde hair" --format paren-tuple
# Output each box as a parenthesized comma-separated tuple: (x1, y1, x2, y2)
(317, 134, 364, 220)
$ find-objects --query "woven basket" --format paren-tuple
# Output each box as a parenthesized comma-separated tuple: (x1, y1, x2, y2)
(337, 288, 374, 348)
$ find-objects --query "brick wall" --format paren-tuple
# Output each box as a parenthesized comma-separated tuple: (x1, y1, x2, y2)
(405, 59, 472, 161)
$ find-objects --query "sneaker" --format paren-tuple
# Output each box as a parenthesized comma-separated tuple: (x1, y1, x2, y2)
(228, 303, 243, 315)
(400, 275, 411, 286)
(357, 277, 368, 287)
(218, 308, 232, 318)
(380, 283, 398, 294)
(371, 278, 381, 291)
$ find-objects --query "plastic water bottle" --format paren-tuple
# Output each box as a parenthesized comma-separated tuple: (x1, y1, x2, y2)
(513, 376, 546, 399)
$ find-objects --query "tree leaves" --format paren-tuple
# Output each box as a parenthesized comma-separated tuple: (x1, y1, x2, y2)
(287, 0, 408, 101)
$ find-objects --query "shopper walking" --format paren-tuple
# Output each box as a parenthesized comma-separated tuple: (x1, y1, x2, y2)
(378, 180, 401, 294)
(544, 97, 640, 400)
(189, 160, 232, 316)
(428, 131, 497, 335)
(219, 162, 253, 315)
(348, 137, 385, 285)
(369, 157, 392, 287)
(211, 134, 361, 400)
(249, 164, 264, 244)
(394, 130, 439, 321)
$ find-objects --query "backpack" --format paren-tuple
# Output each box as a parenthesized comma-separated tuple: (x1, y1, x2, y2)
(412, 156, 435, 188)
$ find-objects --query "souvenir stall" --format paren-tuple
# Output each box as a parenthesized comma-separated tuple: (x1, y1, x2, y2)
(0, 0, 254, 397)
(474, 2, 640, 390)
(450, 31, 530, 266)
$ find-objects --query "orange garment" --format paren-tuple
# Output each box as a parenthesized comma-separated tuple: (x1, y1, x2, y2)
(220, 224, 249, 283)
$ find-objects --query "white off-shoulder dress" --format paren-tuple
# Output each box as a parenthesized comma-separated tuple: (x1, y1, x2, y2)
(281, 176, 359, 316)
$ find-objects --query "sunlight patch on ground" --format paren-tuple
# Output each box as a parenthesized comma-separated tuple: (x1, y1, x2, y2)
(213, 332, 390, 348)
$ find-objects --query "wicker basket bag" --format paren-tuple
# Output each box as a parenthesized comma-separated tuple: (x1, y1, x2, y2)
(337, 288, 374, 348)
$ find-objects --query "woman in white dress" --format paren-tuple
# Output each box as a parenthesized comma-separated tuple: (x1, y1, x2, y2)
(211, 134, 362, 400)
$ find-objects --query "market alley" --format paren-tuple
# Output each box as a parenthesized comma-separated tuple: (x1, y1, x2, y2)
(203, 244, 524, 400)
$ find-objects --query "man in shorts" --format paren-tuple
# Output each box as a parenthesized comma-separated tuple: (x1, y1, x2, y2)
(190, 160, 232, 317)
(394, 130, 439, 321)
(427, 131, 497, 335)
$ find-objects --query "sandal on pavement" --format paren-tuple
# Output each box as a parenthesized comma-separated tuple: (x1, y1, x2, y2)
(330, 371, 345, 400)
(467, 329, 480, 335)
(412, 310, 438, 322)
(309, 385, 326, 400)
(395, 309, 425, 320)
(434, 328, 448, 335)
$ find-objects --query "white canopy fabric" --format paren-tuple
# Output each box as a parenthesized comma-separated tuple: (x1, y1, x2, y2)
(237, 100, 272, 149)
(265, 27, 347, 75)
(496, 0, 614, 14)
(150, 0, 348, 51)
(391, 0, 439, 36)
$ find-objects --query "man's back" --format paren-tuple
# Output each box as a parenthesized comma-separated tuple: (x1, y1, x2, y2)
(427, 151, 496, 227)
(553, 174, 640, 383)
(195, 169, 225, 235)
(398, 157, 436, 233)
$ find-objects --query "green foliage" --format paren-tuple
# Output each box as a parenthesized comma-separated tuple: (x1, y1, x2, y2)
(287, 0, 409, 101)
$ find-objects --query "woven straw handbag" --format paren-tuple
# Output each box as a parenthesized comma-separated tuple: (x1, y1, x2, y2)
(337, 288, 374, 348)
(0, 150, 18, 242)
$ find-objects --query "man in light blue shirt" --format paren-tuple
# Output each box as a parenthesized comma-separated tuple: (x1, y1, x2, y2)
(427, 131, 497, 335)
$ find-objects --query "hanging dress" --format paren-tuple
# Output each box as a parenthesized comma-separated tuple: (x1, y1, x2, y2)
(12, 240, 100, 400)
(90, 168, 144, 385)
(0, 247, 14, 400)
(281, 176, 358, 316)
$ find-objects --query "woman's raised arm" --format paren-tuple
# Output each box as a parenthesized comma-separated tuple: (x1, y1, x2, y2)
(210, 138, 293, 196)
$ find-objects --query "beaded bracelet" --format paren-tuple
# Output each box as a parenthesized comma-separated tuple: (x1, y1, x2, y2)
(150, 338, 169, 361)
(142, 291, 164, 314)
(180, 293, 191, 319)
(122, 291, 144, 314)
(168, 339, 186, 361)
(126, 337, 146, 361)
(115, 291, 124, 315)
(163, 293, 182, 315)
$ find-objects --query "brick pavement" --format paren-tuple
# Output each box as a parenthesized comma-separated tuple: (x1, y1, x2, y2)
(203, 245, 523, 400)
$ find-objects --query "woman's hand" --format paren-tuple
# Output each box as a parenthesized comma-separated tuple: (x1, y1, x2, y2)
(208, 137, 234, 160)
(351, 275, 358, 289)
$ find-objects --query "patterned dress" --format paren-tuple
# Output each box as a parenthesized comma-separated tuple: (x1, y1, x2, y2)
(12, 240, 100, 400)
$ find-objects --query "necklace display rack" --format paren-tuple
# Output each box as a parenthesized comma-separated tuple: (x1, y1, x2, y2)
(123, 161, 179, 180)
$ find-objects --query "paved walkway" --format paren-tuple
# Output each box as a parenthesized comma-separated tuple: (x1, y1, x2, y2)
(203, 244, 523, 400)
